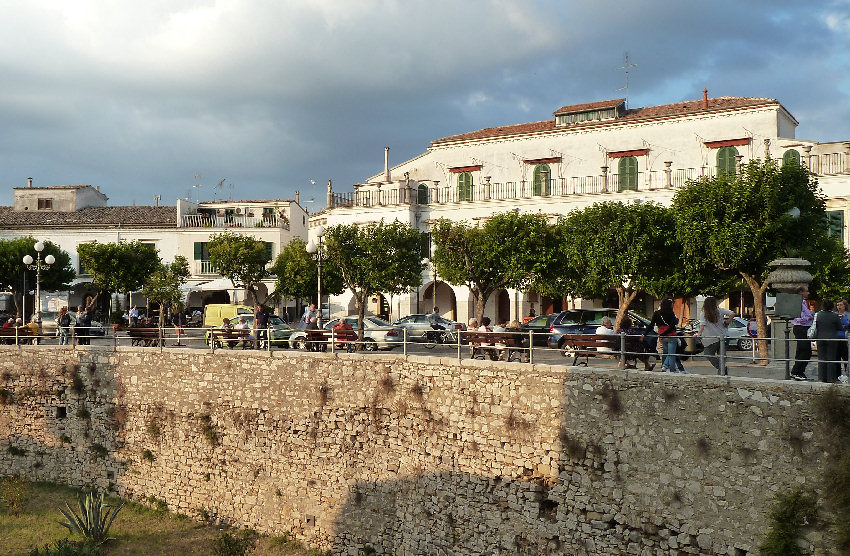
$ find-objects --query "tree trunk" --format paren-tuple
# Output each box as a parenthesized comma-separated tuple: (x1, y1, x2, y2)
(740, 272, 771, 365)
(355, 291, 367, 351)
(614, 287, 638, 331)
(474, 288, 493, 323)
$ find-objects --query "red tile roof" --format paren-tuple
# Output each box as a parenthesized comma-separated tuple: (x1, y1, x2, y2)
(0, 205, 177, 229)
(431, 96, 782, 146)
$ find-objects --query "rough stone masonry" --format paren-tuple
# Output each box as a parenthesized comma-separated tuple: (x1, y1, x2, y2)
(0, 345, 841, 555)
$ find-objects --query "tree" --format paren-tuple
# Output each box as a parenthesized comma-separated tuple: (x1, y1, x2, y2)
(141, 256, 190, 327)
(207, 232, 271, 305)
(77, 241, 160, 312)
(672, 158, 836, 361)
(0, 237, 75, 317)
(431, 212, 549, 322)
(323, 221, 423, 341)
(269, 237, 344, 307)
(537, 201, 722, 330)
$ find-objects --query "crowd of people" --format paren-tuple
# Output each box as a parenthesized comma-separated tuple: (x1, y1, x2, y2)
(790, 286, 850, 384)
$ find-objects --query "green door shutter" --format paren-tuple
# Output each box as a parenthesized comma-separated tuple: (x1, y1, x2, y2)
(783, 149, 801, 167)
(618, 157, 638, 191)
(457, 172, 473, 202)
(193, 242, 204, 260)
(533, 164, 551, 196)
(828, 210, 844, 246)
(717, 147, 738, 177)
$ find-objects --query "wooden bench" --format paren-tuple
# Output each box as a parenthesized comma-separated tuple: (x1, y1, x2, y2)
(560, 333, 620, 366)
(464, 331, 527, 362)
(209, 328, 252, 349)
(126, 327, 163, 347)
(0, 326, 36, 344)
(305, 329, 358, 352)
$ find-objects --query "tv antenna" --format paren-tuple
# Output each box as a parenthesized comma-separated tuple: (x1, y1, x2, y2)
(616, 52, 637, 108)
(193, 172, 203, 203)
(214, 179, 225, 201)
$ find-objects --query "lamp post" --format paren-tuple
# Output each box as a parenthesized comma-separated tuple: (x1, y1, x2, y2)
(423, 257, 437, 314)
(306, 225, 326, 328)
(22, 241, 55, 335)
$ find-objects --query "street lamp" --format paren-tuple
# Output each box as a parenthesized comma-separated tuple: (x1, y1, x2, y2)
(306, 225, 326, 328)
(423, 257, 437, 314)
(22, 241, 55, 335)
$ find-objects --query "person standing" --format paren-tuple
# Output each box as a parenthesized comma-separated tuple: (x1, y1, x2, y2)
(698, 297, 735, 375)
(814, 299, 842, 383)
(650, 299, 687, 373)
(255, 303, 269, 349)
(77, 306, 92, 345)
(790, 286, 814, 380)
(57, 307, 71, 346)
(836, 299, 849, 381)
(302, 304, 317, 327)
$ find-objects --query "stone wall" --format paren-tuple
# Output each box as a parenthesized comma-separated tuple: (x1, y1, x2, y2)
(0, 346, 841, 555)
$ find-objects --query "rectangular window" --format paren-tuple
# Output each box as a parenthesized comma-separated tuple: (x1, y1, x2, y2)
(828, 210, 844, 246)
(37, 198, 53, 210)
(193, 242, 209, 260)
(264, 242, 274, 260)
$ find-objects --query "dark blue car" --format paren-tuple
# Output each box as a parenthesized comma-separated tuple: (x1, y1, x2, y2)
(546, 308, 652, 353)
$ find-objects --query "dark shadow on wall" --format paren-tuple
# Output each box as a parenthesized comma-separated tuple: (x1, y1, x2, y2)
(328, 373, 819, 555)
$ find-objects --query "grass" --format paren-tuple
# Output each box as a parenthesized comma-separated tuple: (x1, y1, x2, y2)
(0, 480, 314, 556)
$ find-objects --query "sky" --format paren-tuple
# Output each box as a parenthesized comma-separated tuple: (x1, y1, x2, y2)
(0, 0, 848, 209)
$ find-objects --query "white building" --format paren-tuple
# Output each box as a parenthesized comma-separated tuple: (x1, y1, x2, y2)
(318, 92, 850, 324)
(0, 180, 308, 317)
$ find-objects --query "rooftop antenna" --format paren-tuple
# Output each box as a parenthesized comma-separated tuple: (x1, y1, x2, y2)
(214, 178, 225, 201)
(193, 172, 203, 203)
(616, 52, 637, 109)
(228, 181, 233, 200)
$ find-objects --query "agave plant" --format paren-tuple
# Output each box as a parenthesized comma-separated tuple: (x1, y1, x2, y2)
(58, 491, 124, 543)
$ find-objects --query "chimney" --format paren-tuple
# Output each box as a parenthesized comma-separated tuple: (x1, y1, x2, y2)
(384, 147, 390, 182)
(295, 190, 300, 205)
(702, 88, 708, 109)
(27, 177, 32, 188)
(96, 185, 100, 192)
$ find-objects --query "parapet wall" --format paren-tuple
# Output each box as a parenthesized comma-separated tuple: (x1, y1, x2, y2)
(0, 346, 838, 555)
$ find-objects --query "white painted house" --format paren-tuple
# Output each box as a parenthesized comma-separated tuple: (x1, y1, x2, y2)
(0, 180, 308, 317)
(318, 92, 850, 324)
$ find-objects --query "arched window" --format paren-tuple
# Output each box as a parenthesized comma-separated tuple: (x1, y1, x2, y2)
(457, 172, 473, 202)
(783, 149, 801, 167)
(417, 183, 429, 204)
(533, 164, 551, 196)
(617, 157, 638, 191)
(717, 146, 738, 177)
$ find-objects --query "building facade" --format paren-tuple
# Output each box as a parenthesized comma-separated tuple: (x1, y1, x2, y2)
(0, 181, 308, 318)
(318, 92, 850, 324)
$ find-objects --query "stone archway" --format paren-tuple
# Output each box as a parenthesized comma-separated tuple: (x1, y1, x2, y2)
(422, 281, 458, 320)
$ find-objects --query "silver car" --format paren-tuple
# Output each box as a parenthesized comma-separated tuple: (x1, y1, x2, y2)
(391, 314, 466, 342)
(289, 315, 403, 351)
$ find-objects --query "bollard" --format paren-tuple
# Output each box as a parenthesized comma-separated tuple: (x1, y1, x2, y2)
(719, 336, 727, 376)
(784, 328, 791, 380)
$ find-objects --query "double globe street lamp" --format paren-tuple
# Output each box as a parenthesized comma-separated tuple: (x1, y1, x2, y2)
(305, 225, 325, 328)
(22, 241, 55, 335)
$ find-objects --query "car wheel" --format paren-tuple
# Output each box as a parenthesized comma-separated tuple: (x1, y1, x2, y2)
(738, 337, 753, 351)
(291, 337, 308, 350)
(363, 339, 378, 352)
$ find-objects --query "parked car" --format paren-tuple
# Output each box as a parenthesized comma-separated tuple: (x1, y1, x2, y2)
(391, 314, 466, 342)
(289, 315, 403, 351)
(546, 308, 652, 353)
(723, 316, 766, 350)
(519, 314, 559, 346)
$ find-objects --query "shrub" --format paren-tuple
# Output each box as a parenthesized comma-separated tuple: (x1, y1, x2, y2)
(58, 491, 124, 543)
(759, 488, 818, 556)
(28, 538, 103, 556)
(1, 475, 31, 515)
(211, 528, 257, 556)
(141, 449, 155, 463)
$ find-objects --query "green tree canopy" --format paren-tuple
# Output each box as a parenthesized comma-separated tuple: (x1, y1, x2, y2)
(672, 158, 838, 359)
(141, 255, 190, 327)
(432, 211, 549, 321)
(0, 237, 75, 317)
(324, 220, 423, 336)
(77, 241, 160, 299)
(207, 232, 271, 304)
(269, 237, 344, 305)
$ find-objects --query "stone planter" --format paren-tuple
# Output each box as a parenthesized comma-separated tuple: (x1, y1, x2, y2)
(766, 258, 812, 293)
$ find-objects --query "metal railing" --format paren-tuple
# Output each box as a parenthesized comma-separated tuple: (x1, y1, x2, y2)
(181, 214, 288, 229)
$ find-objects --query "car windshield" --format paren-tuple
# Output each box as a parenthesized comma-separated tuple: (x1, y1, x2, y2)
(557, 311, 583, 325)
(366, 317, 390, 327)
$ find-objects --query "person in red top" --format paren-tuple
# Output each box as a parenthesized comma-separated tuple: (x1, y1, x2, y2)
(2, 318, 13, 328)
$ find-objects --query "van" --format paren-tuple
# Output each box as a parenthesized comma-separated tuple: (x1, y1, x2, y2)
(203, 304, 254, 328)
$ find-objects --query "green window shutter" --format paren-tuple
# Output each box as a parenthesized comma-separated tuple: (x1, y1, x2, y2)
(618, 157, 638, 191)
(418, 184, 429, 204)
(533, 164, 551, 196)
(193, 242, 204, 260)
(265, 242, 273, 260)
(420, 232, 431, 259)
(717, 146, 738, 177)
(828, 210, 844, 246)
(783, 149, 801, 167)
(457, 172, 473, 202)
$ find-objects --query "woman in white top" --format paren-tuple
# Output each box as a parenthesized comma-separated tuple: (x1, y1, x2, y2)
(698, 297, 735, 375)
(595, 316, 617, 353)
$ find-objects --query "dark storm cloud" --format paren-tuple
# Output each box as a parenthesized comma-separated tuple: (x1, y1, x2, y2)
(0, 0, 846, 206)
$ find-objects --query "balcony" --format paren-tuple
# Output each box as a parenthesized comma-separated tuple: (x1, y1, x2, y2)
(181, 214, 288, 229)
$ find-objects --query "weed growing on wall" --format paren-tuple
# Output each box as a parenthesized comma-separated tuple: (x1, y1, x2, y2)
(141, 449, 155, 463)
(0, 388, 13, 405)
(90, 444, 108, 460)
(759, 488, 818, 556)
(198, 413, 219, 447)
(814, 387, 850, 553)
(7, 445, 27, 457)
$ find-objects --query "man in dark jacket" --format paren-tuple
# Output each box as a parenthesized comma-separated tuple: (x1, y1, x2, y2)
(254, 303, 269, 349)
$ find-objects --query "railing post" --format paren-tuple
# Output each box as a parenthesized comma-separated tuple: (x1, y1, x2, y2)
(403, 328, 408, 357)
(719, 336, 727, 376)
(457, 330, 462, 362)
(330, 328, 335, 354)
(159, 326, 163, 353)
(267, 325, 272, 354)
(784, 328, 791, 380)
(15, 326, 18, 348)
(620, 332, 626, 369)
(529, 331, 534, 365)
